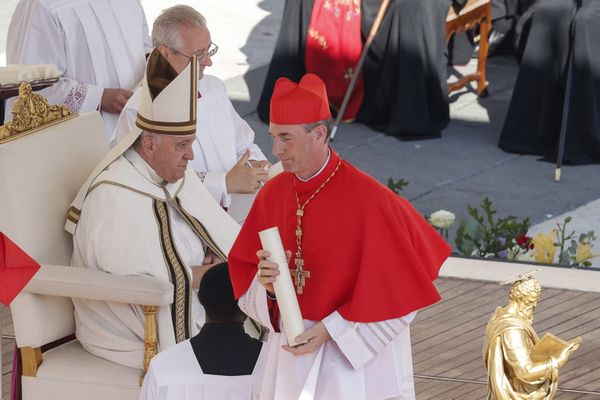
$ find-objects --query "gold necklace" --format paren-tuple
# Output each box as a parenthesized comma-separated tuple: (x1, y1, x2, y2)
(291, 158, 342, 294)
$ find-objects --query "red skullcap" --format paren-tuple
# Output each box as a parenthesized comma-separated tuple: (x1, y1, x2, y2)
(270, 73, 332, 125)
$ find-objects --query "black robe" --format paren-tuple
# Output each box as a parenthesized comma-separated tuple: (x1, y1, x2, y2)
(498, 0, 600, 164)
(257, 0, 452, 139)
(190, 322, 263, 376)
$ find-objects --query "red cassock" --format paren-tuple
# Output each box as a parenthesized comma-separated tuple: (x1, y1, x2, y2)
(229, 150, 451, 323)
(305, 0, 364, 121)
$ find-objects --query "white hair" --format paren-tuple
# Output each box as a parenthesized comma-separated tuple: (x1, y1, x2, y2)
(152, 5, 207, 50)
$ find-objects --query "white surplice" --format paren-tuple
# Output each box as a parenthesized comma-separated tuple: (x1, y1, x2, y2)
(72, 149, 240, 369)
(111, 74, 266, 208)
(239, 278, 418, 400)
(5, 0, 152, 135)
(140, 339, 267, 400)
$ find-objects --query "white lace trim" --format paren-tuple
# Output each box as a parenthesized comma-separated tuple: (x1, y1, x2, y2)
(62, 84, 88, 113)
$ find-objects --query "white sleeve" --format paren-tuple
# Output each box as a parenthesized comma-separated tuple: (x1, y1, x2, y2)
(322, 311, 416, 370)
(224, 89, 266, 161)
(5, 0, 103, 115)
(238, 277, 275, 332)
(200, 171, 230, 208)
(139, 364, 159, 400)
(139, 1, 153, 54)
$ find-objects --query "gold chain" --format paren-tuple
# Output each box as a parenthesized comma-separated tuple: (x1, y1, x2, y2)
(294, 159, 342, 260)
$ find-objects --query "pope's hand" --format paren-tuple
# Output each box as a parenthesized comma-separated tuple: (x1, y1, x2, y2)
(101, 88, 133, 114)
(282, 322, 330, 356)
(226, 150, 268, 193)
(256, 249, 291, 295)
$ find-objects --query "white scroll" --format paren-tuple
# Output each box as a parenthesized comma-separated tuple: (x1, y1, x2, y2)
(259, 226, 306, 346)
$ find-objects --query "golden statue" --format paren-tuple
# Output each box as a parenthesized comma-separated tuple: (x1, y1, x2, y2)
(483, 274, 581, 399)
(0, 82, 72, 143)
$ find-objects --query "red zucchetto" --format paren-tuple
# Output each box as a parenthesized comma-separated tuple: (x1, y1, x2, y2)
(270, 73, 332, 125)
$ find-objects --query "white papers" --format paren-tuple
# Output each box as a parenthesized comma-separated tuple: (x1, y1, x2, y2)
(259, 226, 305, 346)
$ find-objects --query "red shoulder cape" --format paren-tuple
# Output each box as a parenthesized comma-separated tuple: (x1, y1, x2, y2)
(229, 150, 450, 322)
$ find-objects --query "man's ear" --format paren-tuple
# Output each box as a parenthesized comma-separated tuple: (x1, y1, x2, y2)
(140, 135, 156, 158)
(157, 44, 170, 60)
(313, 124, 328, 143)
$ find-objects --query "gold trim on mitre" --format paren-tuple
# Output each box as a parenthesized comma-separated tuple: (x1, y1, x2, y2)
(0, 82, 74, 144)
(136, 114, 196, 135)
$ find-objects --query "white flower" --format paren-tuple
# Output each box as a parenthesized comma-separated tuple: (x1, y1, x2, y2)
(429, 210, 456, 230)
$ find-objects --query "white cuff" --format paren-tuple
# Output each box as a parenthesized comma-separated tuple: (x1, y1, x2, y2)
(82, 83, 104, 113)
(323, 311, 374, 370)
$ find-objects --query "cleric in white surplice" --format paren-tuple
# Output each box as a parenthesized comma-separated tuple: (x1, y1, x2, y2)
(5, 0, 152, 135)
(65, 48, 240, 369)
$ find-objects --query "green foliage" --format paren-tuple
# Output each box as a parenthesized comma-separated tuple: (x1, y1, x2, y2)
(387, 178, 409, 195)
(554, 217, 597, 267)
(455, 197, 530, 257)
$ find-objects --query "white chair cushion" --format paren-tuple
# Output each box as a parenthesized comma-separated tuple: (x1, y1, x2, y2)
(22, 340, 140, 400)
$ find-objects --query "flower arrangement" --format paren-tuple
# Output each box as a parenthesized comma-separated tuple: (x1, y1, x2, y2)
(454, 198, 598, 267)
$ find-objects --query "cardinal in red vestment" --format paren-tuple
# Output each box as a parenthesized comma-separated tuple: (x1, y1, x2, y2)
(228, 73, 451, 400)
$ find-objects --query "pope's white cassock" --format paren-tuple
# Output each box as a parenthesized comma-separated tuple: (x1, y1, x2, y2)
(66, 50, 240, 369)
(238, 280, 418, 400)
(5, 0, 151, 135)
(140, 339, 268, 400)
(111, 74, 267, 208)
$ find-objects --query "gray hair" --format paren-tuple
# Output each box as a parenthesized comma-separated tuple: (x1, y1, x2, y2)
(303, 118, 333, 140)
(152, 5, 207, 50)
(134, 130, 162, 149)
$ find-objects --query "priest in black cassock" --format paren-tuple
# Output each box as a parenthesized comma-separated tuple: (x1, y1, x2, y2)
(257, 0, 456, 139)
(498, 0, 600, 164)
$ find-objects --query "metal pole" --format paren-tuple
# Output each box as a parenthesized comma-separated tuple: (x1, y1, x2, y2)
(555, 0, 581, 182)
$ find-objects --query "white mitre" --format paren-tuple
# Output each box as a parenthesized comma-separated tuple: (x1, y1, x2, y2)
(65, 49, 198, 234)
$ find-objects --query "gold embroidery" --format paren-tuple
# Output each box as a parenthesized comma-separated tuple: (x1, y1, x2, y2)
(308, 28, 328, 50)
(169, 198, 227, 261)
(66, 206, 81, 224)
(320, 0, 360, 20)
(153, 200, 192, 343)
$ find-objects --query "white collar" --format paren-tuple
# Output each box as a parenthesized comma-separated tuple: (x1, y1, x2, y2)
(296, 148, 331, 182)
(124, 148, 165, 186)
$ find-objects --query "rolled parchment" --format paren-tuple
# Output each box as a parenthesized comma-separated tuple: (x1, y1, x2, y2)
(259, 227, 306, 346)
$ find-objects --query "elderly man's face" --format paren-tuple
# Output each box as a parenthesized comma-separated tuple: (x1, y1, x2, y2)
(165, 24, 213, 78)
(143, 134, 195, 183)
(270, 123, 327, 178)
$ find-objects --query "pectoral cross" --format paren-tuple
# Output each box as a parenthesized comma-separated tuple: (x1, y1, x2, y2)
(290, 253, 310, 294)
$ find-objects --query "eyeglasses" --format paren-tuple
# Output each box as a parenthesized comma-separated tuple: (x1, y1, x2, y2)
(170, 42, 218, 63)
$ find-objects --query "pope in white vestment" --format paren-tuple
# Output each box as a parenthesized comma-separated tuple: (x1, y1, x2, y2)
(112, 74, 266, 207)
(5, 0, 152, 135)
(67, 49, 240, 369)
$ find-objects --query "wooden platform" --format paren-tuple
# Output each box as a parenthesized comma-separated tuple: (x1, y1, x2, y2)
(412, 278, 600, 399)
(2, 277, 600, 399)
